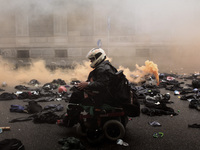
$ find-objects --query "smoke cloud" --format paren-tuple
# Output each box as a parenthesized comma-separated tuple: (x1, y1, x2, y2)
(0, 56, 159, 87)
(1, 0, 199, 39)
(119, 60, 159, 85)
(0, 0, 200, 78)
(0, 57, 92, 87)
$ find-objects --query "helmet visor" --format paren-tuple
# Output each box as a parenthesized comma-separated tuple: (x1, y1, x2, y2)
(89, 57, 95, 62)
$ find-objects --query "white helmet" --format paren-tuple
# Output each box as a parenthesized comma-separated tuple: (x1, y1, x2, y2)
(86, 48, 106, 68)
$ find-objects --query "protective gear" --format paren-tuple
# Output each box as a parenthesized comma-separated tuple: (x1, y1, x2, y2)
(86, 48, 106, 68)
(163, 93, 170, 100)
(70, 60, 118, 107)
(85, 60, 118, 106)
(58, 86, 67, 93)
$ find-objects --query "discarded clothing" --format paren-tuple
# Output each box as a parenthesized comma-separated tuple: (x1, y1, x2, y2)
(51, 78, 66, 85)
(28, 79, 40, 85)
(9, 115, 34, 123)
(9, 110, 60, 124)
(148, 121, 162, 127)
(33, 111, 60, 124)
(15, 85, 30, 90)
(42, 83, 58, 91)
(153, 132, 164, 138)
(23, 97, 56, 102)
(188, 123, 200, 128)
(70, 80, 81, 85)
(0, 88, 5, 91)
(189, 99, 200, 111)
(0, 92, 17, 100)
(180, 87, 196, 95)
(25, 101, 43, 114)
(180, 94, 197, 100)
(0, 138, 25, 150)
(10, 105, 26, 113)
(17, 91, 40, 99)
(58, 137, 85, 150)
(144, 97, 172, 110)
(44, 104, 64, 112)
(192, 79, 200, 88)
(141, 107, 178, 116)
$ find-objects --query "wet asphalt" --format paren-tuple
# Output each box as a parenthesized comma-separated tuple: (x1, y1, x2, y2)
(0, 78, 200, 150)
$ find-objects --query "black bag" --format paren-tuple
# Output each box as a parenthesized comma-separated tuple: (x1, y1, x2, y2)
(0, 138, 25, 150)
(110, 70, 131, 104)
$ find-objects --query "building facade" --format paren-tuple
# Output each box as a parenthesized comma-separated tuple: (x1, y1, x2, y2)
(0, 0, 198, 73)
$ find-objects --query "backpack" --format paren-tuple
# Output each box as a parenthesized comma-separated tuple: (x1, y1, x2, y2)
(110, 70, 131, 104)
(109, 70, 141, 117)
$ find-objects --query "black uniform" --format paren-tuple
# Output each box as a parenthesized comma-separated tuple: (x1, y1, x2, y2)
(70, 60, 117, 107)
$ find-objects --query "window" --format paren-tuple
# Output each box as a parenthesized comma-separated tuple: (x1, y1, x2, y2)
(55, 50, 68, 57)
(17, 50, 30, 58)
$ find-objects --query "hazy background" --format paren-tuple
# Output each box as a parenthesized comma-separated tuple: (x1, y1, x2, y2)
(0, 0, 198, 39)
(0, 0, 200, 86)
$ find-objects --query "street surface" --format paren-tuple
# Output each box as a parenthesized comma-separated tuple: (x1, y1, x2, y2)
(0, 79, 200, 150)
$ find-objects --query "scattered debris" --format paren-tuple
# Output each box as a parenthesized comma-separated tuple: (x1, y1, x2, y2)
(116, 139, 129, 146)
(148, 121, 162, 127)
